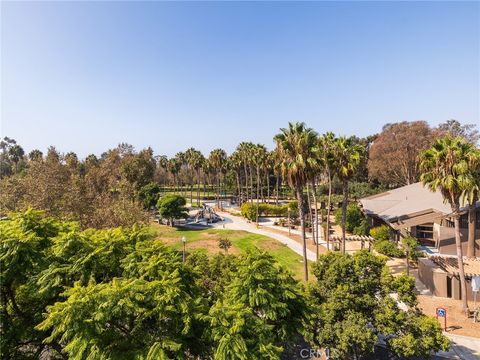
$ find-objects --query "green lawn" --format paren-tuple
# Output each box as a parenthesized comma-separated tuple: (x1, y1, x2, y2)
(152, 223, 305, 279)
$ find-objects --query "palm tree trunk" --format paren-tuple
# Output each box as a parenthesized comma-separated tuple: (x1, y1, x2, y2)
(260, 169, 264, 202)
(312, 179, 319, 259)
(296, 184, 308, 281)
(467, 204, 476, 258)
(244, 162, 249, 202)
(326, 170, 332, 251)
(190, 170, 193, 205)
(453, 207, 470, 314)
(275, 174, 280, 205)
(266, 171, 270, 202)
(197, 169, 200, 206)
(249, 165, 254, 204)
(306, 183, 315, 245)
(341, 179, 348, 254)
(256, 166, 260, 224)
(235, 170, 241, 204)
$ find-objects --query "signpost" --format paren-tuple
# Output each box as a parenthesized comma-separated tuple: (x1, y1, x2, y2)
(436, 307, 447, 331)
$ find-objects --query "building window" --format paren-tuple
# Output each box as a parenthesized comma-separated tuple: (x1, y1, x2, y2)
(416, 224, 434, 240)
(460, 214, 468, 229)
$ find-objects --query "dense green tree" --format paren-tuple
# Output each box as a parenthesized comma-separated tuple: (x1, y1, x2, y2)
(334, 203, 366, 234)
(156, 194, 189, 226)
(209, 251, 308, 360)
(305, 251, 449, 360)
(138, 182, 161, 209)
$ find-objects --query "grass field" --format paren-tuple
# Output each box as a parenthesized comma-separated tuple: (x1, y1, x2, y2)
(152, 222, 305, 279)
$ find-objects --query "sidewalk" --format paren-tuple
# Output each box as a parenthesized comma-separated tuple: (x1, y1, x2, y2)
(215, 211, 317, 261)
(438, 333, 480, 360)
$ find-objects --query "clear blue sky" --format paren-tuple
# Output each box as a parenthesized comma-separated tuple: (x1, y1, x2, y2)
(1, 1, 479, 158)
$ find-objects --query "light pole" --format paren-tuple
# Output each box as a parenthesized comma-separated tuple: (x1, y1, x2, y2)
(182, 236, 186, 262)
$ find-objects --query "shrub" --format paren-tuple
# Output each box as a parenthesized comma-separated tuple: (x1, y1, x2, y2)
(240, 201, 298, 221)
(370, 225, 391, 241)
(240, 203, 257, 221)
(401, 236, 420, 260)
(373, 240, 404, 258)
(353, 218, 370, 236)
(334, 203, 366, 233)
(218, 237, 232, 254)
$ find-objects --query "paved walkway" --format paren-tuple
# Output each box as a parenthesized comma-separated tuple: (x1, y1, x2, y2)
(438, 333, 480, 359)
(214, 211, 317, 261)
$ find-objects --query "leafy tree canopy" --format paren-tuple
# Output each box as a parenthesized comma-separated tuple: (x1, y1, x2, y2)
(156, 194, 189, 226)
(304, 251, 449, 359)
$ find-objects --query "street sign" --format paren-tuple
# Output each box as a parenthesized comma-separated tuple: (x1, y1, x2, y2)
(436, 307, 447, 331)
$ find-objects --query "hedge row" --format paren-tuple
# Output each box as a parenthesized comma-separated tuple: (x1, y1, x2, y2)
(240, 202, 298, 221)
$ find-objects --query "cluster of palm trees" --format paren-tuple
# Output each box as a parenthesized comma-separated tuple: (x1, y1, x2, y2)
(274, 122, 365, 280)
(420, 136, 480, 315)
(158, 143, 285, 208)
(153, 123, 366, 280)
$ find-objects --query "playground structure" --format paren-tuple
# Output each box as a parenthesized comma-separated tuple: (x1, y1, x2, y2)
(193, 203, 224, 224)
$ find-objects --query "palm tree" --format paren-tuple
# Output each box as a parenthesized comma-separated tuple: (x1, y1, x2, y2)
(168, 157, 181, 193)
(237, 142, 254, 203)
(335, 136, 364, 254)
(318, 132, 337, 250)
(209, 149, 227, 208)
(253, 144, 268, 223)
(185, 148, 203, 206)
(421, 136, 480, 314)
(229, 151, 243, 204)
(174, 151, 186, 196)
(274, 122, 318, 281)
(155, 155, 168, 188)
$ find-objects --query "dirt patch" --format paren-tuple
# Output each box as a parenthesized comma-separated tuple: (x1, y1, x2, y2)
(417, 295, 480, 338)
(157, 237, 180, 245)
(258, 239, 283, 251)
(187, 239, 240, 255)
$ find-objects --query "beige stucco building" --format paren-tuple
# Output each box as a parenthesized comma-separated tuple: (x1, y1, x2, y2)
(360, 183, 480, 302)
(360, 182, 480, 256)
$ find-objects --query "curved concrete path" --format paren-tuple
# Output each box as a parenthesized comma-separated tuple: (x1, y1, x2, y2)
(213, 210, 317, 261)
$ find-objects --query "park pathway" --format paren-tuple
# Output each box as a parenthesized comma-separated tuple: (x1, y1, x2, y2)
(214, 210, 317, 261)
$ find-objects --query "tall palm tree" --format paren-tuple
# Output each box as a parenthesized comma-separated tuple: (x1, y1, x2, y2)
(237, 142, 254, 203)
(421, 136, 480, 314)
(253, 144, 268, 223)
(274, 122, 318, 281)
(229, 151, 243, 204)
(155, 155, 168, 188)
(209, 148, 227, 208)
(318, 132, 337, 250)
(335, 136, 364, 254)
(168, 157, 181, 193)
(184, 148, 195, 204)
(174, 151, 186, 196)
